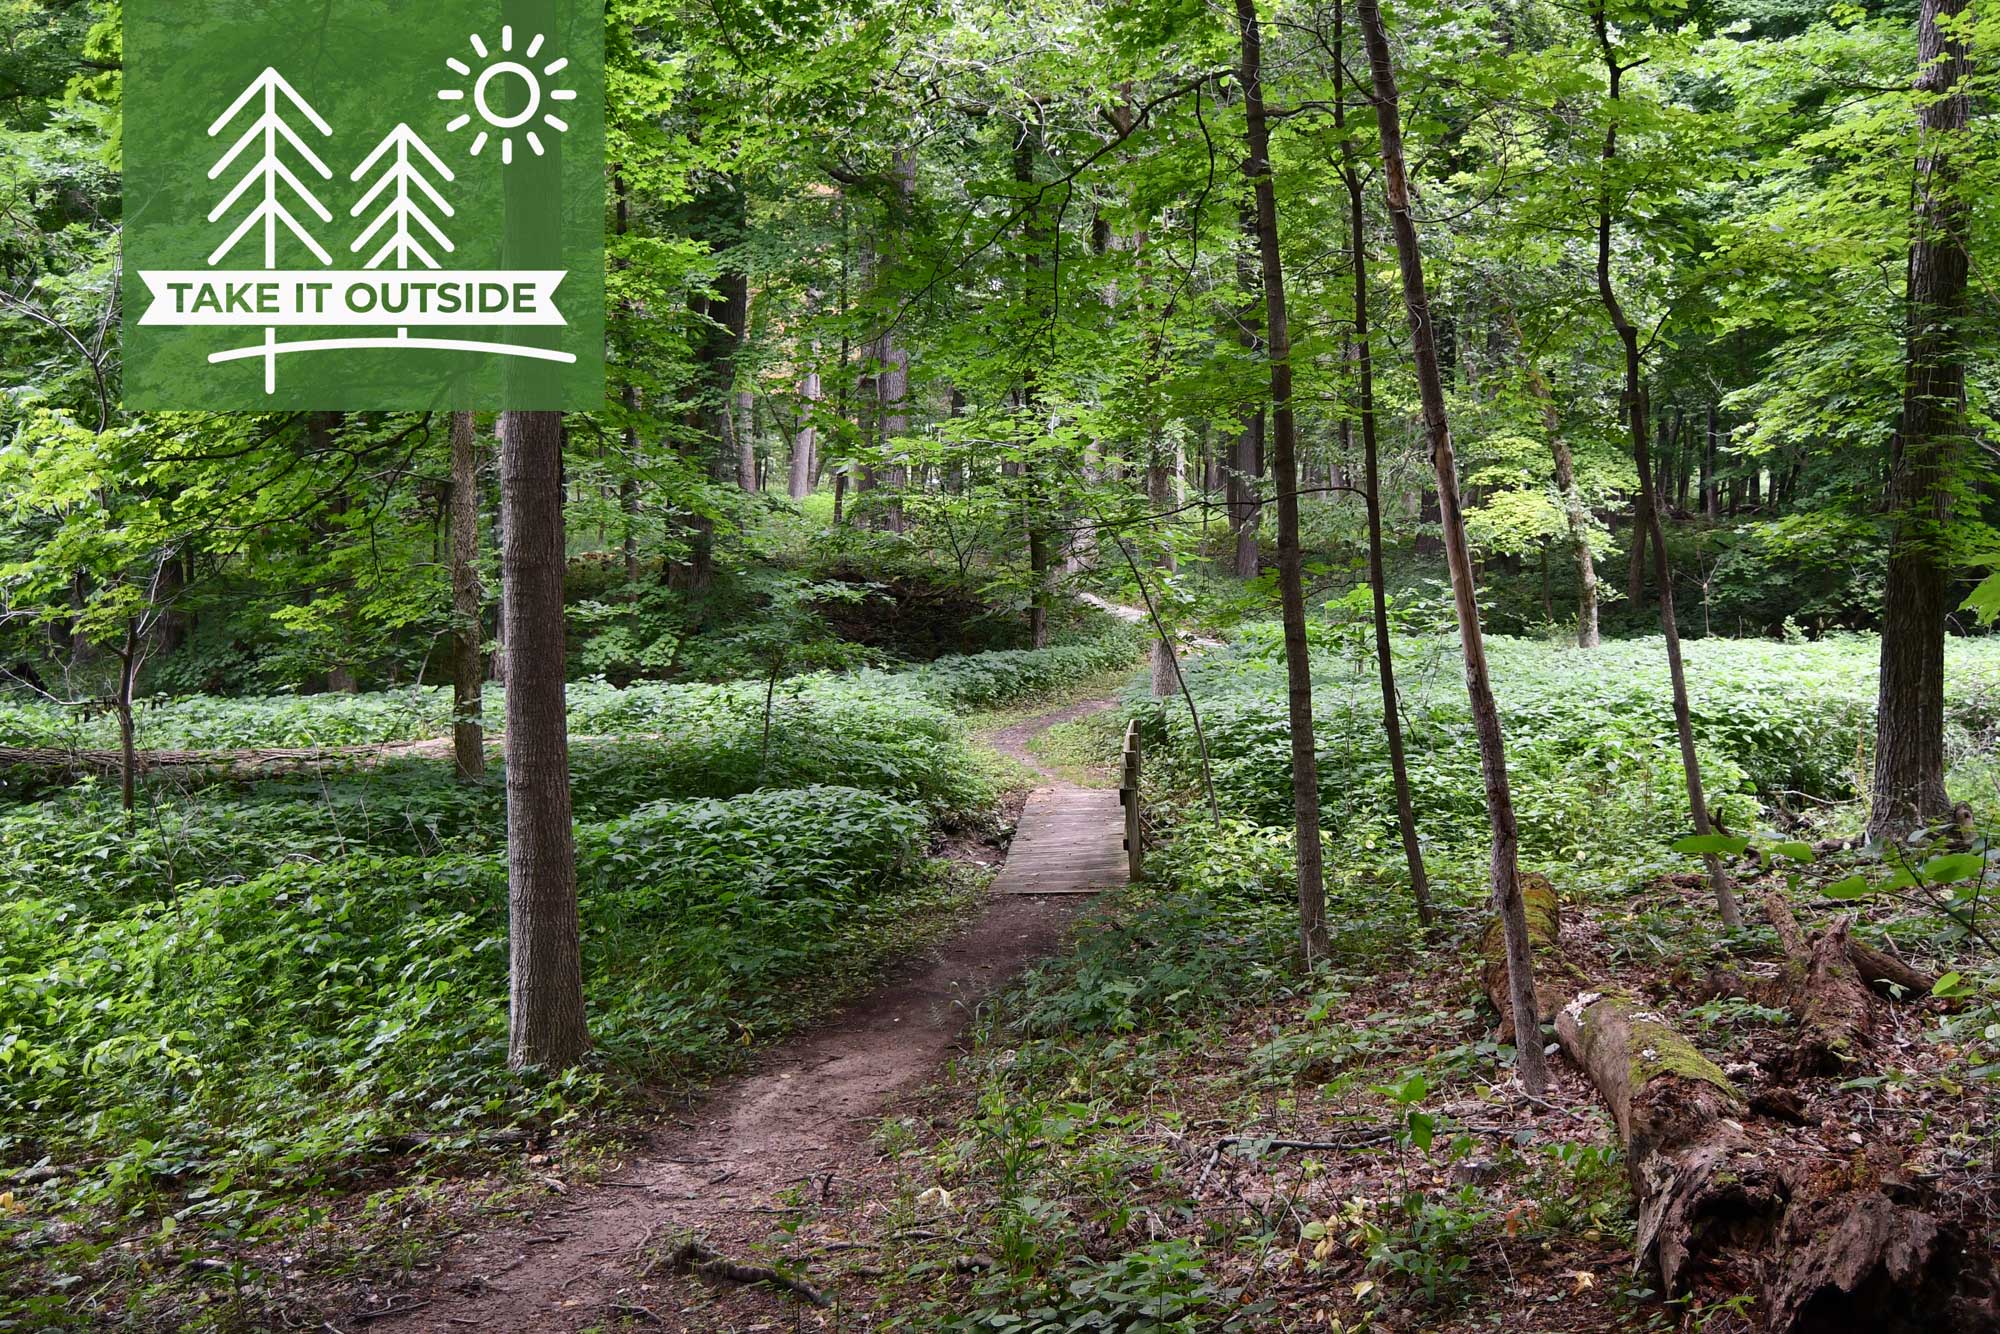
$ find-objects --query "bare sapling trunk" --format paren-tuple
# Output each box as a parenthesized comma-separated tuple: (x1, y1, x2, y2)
(1591, 3, 1740, 928)
(1357, 0, 1545, 1092)
(1335, 11, 1430, 926)
(499, 409, 588, 1070)
(1871, 0, 1970, 843)
(1148, 440, 1178, 697)
(449, 410, 486, 781)
(1239, 0, 1328, 962)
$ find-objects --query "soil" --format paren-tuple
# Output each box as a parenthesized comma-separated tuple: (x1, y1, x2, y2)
(360, 699, 1111, 1333)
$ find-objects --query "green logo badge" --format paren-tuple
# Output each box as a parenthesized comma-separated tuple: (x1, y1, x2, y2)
(122, 0, 604, 410)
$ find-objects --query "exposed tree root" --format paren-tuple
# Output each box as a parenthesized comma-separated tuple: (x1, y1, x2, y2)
(653, 1236, 830, 1309)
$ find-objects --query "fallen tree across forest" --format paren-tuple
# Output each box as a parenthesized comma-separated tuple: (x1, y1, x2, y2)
(1480, 875, 1990, 1331)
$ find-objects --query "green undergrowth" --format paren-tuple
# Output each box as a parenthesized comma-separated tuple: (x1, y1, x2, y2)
(1149, 630, 2000, 905)
(0, 621, 1142, 756)
(0, 629, 1154, 1325)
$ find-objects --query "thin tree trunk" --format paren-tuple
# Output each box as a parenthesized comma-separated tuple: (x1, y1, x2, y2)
(499, 409, 587, 1069)
(735, 386, 757, 492)
(1592, 3, 1740, 927)
(790, 352, 820, 502)
(1501, 305, 1599, 647)
(1336, 8, 1430, 926)
(450, 410, 486, 781)
(1702, 403, 1719, 518)
(1239, 0, 1327, 962)
(1871, 0, 1970, 842)
(1357, 0, 1547, 1094)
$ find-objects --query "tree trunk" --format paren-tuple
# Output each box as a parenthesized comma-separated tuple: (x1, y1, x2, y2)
(1702, 403, 1719, 518)
(1870, 0, 1970, 843)
(790, 353, 820, 502)
(449, 410, 486, 782)
(498, 409, 587, 1070)
(1357, 0, 1546, 1093)
(1501, 305, 1599, 647)
(1627, 472, 1651, 611)
(1336, 13, 1430, 926)
(1148, 442, 1178, 697)
(1230, 413, 1264, 578)
(1239, 0, 1328, 963)
(1592, 2, 1740, 927)
(735, 386, 757, 492)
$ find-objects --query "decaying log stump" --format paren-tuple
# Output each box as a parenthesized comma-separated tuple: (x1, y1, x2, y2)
(1477, 880, 1979, 1330)
(1762, 890, 1876, 1075)
(1555, 989, 1783, 1294)
(1479, 872, 1576, 1040)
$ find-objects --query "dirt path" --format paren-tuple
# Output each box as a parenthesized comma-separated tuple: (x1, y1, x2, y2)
(370, 696, 1124, 1333)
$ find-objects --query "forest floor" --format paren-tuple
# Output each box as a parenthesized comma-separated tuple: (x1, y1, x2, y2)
(352, 691, 1128, 1333)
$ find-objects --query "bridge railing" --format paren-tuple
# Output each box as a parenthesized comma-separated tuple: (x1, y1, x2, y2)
(1120, 718, 1142, 881)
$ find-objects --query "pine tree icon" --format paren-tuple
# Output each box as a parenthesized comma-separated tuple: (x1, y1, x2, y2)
(349, 124, 455, 270)
(206, 67, 335, 267)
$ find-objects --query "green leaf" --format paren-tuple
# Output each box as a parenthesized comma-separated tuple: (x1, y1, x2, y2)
(1672, 833, 1750, 857)
(1821, 875, 1872, 900)
(1765, 841, 1815, 864)
(1918, 854, 1983, 885)
(1931, 972, 1968, 999)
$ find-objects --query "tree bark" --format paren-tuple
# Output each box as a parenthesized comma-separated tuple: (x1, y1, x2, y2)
(1592, 2, 1740, 927)
(1239, 0, 1328, 962)
(499, 409, 587, 1070)
(1501, 305, 1599, 647)
(790, 350, 820, 502)
(1870, 0, 1971, 843)
(1336, 15, 1430, 925)
(1357, 0, 1545, 1092)
(449, 410, 486, 782)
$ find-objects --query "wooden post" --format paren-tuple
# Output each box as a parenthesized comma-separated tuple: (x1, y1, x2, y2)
(1120, 719, 1143, 880)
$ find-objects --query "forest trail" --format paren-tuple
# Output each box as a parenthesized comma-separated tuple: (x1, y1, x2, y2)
(371, 694, 1123, 1333)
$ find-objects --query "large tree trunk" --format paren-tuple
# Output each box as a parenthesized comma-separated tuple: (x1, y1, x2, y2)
(1239, 0, 1328, 962)
(498, 410, 587, 1070)
(1357, 0, 1545, 1092)
(1871, 0, 1970, 843)
(449, 410, 486, 782)
(1336, 16, 1430, 926)
(1592, 3, 1740, 927)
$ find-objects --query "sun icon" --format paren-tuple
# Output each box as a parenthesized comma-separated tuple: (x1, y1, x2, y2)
(437, 26, 575, 165)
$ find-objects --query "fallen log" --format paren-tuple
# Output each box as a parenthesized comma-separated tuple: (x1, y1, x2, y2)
(1555, 988, 1782, 1294)
(1478, 883, 1978, 1329)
